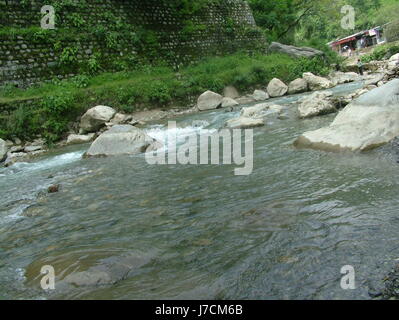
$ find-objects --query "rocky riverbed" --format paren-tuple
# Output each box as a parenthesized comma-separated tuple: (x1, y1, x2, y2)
(2, 54, 397, 168)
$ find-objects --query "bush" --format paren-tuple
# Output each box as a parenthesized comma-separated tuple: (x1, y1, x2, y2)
(361, 43, 399, 63)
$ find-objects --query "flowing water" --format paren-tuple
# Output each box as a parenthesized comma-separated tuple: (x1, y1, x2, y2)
(1, 82, 399, 300)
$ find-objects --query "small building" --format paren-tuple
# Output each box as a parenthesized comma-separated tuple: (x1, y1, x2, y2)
(328, 27, 385, 56)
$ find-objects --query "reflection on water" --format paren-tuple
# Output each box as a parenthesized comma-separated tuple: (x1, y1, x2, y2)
(1, 82, 399, 300)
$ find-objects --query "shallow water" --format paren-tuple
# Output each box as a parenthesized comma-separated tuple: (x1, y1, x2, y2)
(2, 82, 399, 300)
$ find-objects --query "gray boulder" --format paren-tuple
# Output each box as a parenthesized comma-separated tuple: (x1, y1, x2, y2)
(197, 91, 223, 111)
(67, 133, 95, 145)
(80, 106, 116, 133)
(288, 78, 308, 95)
(0, 138, 7, 162)
(267, 78, 288, 97)
(294, 79, 399, 152)
(269, 42, 325, 59)
(252, 89, 269, 101)
(298, 91, 336, 118)
(303, 72, 334, 91)
(85, 125, 162, 157)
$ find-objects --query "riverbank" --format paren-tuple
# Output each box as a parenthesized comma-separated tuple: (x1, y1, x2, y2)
(0, 51, 334, 143)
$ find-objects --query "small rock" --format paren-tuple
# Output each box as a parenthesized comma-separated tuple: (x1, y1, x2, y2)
(47, 184, 60, 193)
(24, 145, 43, 153)
(66, 133, 95, 145)
(221, 97, 239, 108)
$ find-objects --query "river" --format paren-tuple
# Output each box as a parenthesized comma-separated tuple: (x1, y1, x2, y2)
(1, 81, 398, 299)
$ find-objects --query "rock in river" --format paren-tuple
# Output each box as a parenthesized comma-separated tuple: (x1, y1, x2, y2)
(225, 117, 264, 129)
(252, 89, 269, 101)
(294, 79, 399, 152)
(298, 91, 336, 118)
(85, 125, 162, 157)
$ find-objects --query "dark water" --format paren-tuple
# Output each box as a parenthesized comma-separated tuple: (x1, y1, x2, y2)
(1, 82, 399, 300)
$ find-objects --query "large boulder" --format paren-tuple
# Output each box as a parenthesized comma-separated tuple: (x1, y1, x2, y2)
(303, 72, 334, 91)
(0, 138, 8, 162)
(298, 91, 336, 118)
(267, 78, 288, 97)
(225, 117, 265, 129)
(288, 78, 308, 95)
(85, 125, 162, 157)
(268, 42, 324, 59)
(80, 106, 116, 133)
(197, 91, 223, 111)
(294, 79, 399, 152)
(252, 89, 269, 101)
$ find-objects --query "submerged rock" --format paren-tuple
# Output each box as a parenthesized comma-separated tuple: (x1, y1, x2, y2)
(298, 91, 336, 118)
(240, 103, 269, 118)
(225, 117, 264, 129)
(294, 79, 399, 152)
(0, 138, 7, 162)
(267, 78, 288, 97)
(47, 184, 60, 193)
(80, 105, 117, 133)
(197, 91, 223, 111)
(240, 103, 285, 119)
(303, 72, 334, 91)
(85, 125, 162, 157)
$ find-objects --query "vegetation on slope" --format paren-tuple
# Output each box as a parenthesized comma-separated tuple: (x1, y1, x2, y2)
(0, 52, 332, 143)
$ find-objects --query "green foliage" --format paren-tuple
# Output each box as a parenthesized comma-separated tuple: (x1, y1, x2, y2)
(59, 46, 79, 65)
(361, 43, 399, 62)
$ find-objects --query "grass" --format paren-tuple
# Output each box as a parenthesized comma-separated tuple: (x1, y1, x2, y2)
(360, 41, 399, 63)
(0, 51, 333, 143)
